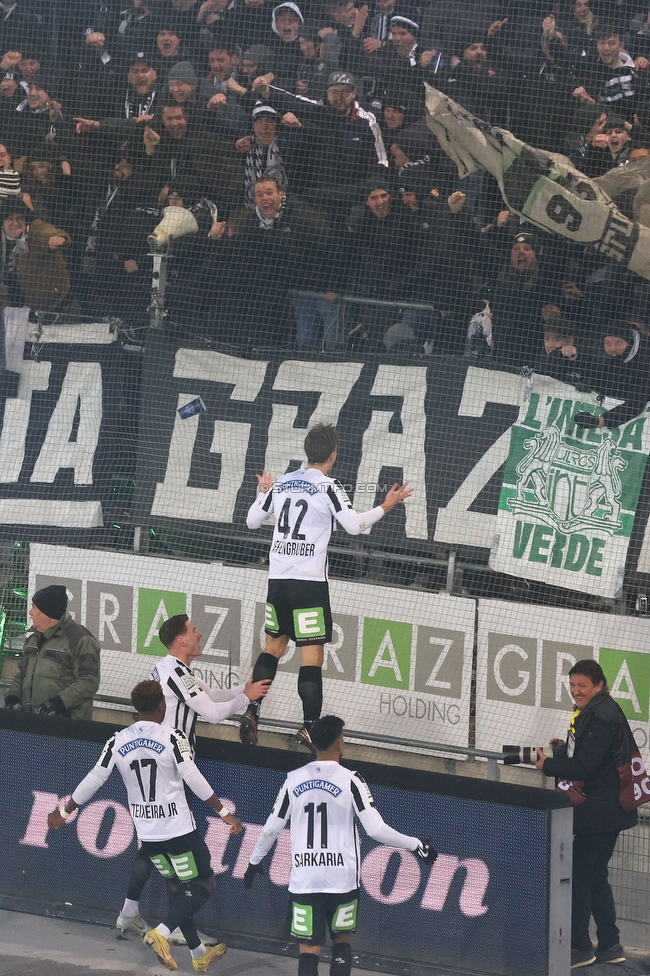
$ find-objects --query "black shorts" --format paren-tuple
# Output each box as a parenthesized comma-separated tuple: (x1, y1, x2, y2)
(287, 889, 360, 946)
(265, 579, 332, 647)
(140, 830, 212, 882)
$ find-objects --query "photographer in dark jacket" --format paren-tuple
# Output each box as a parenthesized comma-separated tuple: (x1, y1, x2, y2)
(535, 660, 638, 970)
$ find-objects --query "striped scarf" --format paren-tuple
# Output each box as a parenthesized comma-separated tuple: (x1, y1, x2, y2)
(244, 137, 284, 208)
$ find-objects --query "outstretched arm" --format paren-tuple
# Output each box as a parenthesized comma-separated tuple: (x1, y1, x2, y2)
(330, 481, 413, 535)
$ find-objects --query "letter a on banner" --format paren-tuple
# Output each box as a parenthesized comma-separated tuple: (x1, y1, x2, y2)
(137, 588, 186, 655)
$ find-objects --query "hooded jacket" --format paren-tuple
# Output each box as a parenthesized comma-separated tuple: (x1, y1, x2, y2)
(7, 611, 101, 720)
(583, 329, 650, 428)
(269, 2, 304, 86)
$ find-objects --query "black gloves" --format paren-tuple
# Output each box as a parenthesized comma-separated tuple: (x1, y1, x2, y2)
(36, 695, 67, 716)
(3, 695, 21, 710)
(243, 862, 265, 889)
(416, 839, 438, 864)
(573, 411, 601, 429)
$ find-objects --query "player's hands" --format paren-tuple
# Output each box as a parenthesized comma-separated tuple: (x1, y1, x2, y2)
(47, 808, 66, 829)
(245, 678, 272, 701)
(416, 839, 438, 864)
(381, 482, 413, 512)
(222, 812, 242, 833)
(243, 861, 265, 888)
(256, 469, 274, 493)
(36, 695, 66, 716)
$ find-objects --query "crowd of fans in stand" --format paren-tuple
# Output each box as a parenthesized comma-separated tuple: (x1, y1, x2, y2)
(1, 0, 650, 425)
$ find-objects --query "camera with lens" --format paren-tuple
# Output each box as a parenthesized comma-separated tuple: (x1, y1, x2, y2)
(502, 742, 564, 765)
(502, 745, 543, 765)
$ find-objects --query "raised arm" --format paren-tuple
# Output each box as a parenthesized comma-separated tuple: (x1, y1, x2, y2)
(329, 481, 413, 535)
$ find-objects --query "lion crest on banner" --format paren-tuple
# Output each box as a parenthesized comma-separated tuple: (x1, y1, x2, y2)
(508, 426, 627, 535)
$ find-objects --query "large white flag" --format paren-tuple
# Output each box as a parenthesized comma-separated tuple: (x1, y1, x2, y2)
(424, 84, 650, 281)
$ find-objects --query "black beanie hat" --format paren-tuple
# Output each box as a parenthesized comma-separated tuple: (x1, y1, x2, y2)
(32, 584, 67, 620)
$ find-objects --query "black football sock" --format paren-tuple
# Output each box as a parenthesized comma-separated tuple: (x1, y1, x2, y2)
(298, 952, 320, 976)
(126, 851, 154, 900)
(164, 882, 211, 932)
(298, 665, 322, 724)
(330, 942, 352, 976)
(178, 919, 201, 951)
(249, 652, 279, 716)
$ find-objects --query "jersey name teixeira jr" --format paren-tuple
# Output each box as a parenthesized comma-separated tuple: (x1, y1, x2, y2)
(247, 468, 385, 581)
(70, 720, 215, 841)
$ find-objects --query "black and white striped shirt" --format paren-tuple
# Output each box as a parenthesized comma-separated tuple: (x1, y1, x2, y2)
(150, 654, 249, 751)
(0, 167, 21, 199)
(250, 760, 420, 893)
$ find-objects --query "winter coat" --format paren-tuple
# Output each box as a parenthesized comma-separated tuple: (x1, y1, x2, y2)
(7, 611, 101, 720)
(16, 219, 71, 309)
(542, 691, 639, 834)
(581, 329, 650, 427)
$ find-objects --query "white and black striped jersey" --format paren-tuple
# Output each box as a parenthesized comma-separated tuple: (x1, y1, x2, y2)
(150, 655, 250, 752)
(247, 468, 386, 581)
(71, 721, 215, 841)
(250, 760, 419, 893)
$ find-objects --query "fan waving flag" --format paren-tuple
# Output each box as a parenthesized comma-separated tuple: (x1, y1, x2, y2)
(424, 84, 650, 281)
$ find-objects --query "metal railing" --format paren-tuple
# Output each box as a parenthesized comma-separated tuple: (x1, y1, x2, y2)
(93, 693, 505, 781)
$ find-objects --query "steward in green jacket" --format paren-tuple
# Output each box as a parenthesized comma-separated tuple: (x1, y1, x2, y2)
(5, 585, 100, 720)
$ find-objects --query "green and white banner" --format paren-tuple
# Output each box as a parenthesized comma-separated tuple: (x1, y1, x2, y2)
(490, 376, 650, 597)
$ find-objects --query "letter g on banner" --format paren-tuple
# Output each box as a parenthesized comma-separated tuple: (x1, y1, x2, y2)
(487, 634, 537, 705)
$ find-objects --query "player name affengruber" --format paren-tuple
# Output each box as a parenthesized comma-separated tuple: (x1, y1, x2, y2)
(271, 540, 316, 557)
(294, 852, 345, 867)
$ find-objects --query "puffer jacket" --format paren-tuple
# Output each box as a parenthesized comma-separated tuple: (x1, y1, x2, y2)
(7, 611, 100, 720)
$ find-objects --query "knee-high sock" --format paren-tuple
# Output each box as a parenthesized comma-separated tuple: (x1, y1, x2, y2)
(298, 953, 319, 976)
(248, 652, 279, 716)
(330, 942, 352, 976)
(178, 919, 201, 951)
(126, 851, 154, 901)
(163, 882, 211, 934)
(298, 665, 322, 724)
